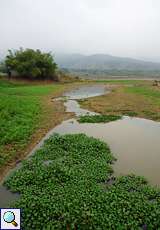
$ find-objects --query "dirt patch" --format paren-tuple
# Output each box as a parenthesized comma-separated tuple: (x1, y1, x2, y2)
(79, 84, 160, 121)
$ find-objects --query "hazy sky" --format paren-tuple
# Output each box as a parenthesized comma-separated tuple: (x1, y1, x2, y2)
(1, 0, 160, 60)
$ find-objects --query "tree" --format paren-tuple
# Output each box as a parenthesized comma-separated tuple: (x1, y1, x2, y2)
(5, 48, 57, 79)
(0, 61, 7, 73)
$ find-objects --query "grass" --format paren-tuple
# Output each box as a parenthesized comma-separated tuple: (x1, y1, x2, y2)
(0, 94, 40, 167)
(0, 78, 73, 175)
(0, 84, 63, 96)
(79, 81, 160, 121)
(78, 114, 122, 123)
(125, 85, 160, 120)
(126, 85, 160, 101)
(4, 133, 160, 229)
(0, 79, 64, 96)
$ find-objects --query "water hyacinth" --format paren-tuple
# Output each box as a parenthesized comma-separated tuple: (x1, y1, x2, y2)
(4, 133, 160, 229)
(78, 114, 122, 123)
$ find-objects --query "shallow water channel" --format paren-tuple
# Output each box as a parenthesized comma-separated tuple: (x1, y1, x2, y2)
(1, 84, 160, 207)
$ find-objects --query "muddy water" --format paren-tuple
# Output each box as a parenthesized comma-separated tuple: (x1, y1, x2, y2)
(53, 85, 160, 186)
(63, 85, 107, 99)
(54, 84, 160, 186)
(53, 117, 160, 186)
(0, 187, 19, 207)
(1, 84, 160, 207)
(64, 100, 98, 116)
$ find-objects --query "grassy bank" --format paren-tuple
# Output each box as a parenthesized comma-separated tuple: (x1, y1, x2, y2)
(80, 80, 160, 121)
(5, 133, 160, 229)
(0, 78, 76, 180)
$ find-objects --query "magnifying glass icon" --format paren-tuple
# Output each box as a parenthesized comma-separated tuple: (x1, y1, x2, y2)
(3, 211, 18, 227)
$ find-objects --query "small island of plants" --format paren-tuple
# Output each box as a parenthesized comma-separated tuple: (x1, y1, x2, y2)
(78, 114, 122, 123)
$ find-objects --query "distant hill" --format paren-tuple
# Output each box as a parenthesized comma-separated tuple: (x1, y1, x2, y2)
(55, 54, 160, 72)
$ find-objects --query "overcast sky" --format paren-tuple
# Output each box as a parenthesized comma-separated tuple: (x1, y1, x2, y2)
(1, 0, 160, 60)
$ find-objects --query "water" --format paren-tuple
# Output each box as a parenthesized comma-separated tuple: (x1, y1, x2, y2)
(56, 85, 107, 116)
(64, 100, 98, 116)
(53, 117, 160, 186)
(1, 84, 160, 207)
(63, 85, 107, 99)
(54, 84, 160, 186)
(0, 186, 19, 207)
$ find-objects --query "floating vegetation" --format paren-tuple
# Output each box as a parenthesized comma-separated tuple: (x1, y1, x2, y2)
(78, 114, 122, 123)
(4, 134, 160, 229)
(122, 111, 138, 117)
(105, 176, 116, 186)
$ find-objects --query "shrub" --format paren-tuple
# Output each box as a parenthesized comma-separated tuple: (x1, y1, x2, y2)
(5, 48, 57, 80)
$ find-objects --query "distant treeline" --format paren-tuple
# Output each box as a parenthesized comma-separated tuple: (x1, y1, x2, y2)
(64, 68, 160, 78)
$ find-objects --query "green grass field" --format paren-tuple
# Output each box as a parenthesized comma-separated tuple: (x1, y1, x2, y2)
(0, 78, 64, 169)
(126, 85, 160, 101)
(126, 85, 160, 119)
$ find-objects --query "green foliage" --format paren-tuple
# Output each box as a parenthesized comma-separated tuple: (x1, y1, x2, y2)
(5, 48, 57, 79)
(4, 133, 160, 229)
(0, 61, 7, 73)
(0, 79, 19, 88)
(0, 93, 40, 167)
(0, 79, 63, 168)
(122, 111, 138, 117)
(126, 86, 160, 100)
(126, 86, 160, 118)
(0, 84, 63, 96)
(78, 114, 122, 123)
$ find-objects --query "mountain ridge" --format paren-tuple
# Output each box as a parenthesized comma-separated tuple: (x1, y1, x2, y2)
(55, 53, 160, 71)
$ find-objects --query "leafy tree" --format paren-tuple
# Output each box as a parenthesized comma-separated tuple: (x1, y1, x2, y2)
(5, 48, 57, 79)
(0, 61, 7, 73)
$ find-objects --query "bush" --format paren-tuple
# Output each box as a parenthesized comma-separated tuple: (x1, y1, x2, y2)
(5, 48, 57, 80)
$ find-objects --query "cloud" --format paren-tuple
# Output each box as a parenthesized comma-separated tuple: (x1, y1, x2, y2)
(0, 0, 160, 60)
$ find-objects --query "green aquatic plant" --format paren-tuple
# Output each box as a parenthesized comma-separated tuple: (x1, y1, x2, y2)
(78, 114, 122, 123)
(122, 111, 138, 117)
(4, 134, 160, 229)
